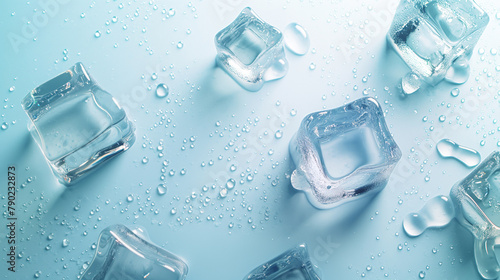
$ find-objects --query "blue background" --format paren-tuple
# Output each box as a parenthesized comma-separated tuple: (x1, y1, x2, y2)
(1, 0, 500, 279)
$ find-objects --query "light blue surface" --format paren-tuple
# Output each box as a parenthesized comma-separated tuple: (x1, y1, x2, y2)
(1, 0, 500, 279)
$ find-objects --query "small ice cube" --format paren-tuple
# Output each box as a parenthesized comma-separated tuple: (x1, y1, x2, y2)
(243, 244, 321, 280)
(450, 151, 500, 279)
(21, 63, 135, 185)
(215, 7, 288, 92)
(82, 224, 188, 280)
(387, 0, 489, 87)
(289, 97, 402, 209)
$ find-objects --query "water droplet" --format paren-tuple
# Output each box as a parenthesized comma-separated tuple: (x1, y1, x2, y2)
(9, 86, 15, 92)
(284, 23, 310, 56)
(403, 195, 455, 237)
(402, 72, 421, 95)
(438, 115, 446, 122)
(155, 83, 169, 98)
(126, 195, 134, 202)
(62, 239, 69, 247)
(450, 88, 460, 97)
(219, 188, 228, 198)
(1, 122, 8, 130)
(445, 56, 470, 84)
(157, 184, 167, 195)
(177, 42, 183, 49)
(419, 271, 426, 279)
(142, 157, 149, 164)
(151, 73, 158, 80)
(275, 130, 283, 139)
(94, 31, 101, 38)
(226, 179, 235, 189)
(436, 139, 481, 168)
(309, 63, 316, 70)
(168, 8, 176, 16)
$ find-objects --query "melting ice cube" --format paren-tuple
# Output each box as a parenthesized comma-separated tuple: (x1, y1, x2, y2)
(215, 7, 288, 92)
(243, 244, 320, 280)
(82, 224, 188, 280)
(289, 97, 402, 209)
(450, 151, 500, 279)
(387, 0, 489, 89)
(21, 63, 135, 185)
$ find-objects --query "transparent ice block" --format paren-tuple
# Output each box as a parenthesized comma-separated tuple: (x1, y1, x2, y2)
(450, 151, 500, 279)
(243, 244, 320, 280)
(21, 62, 135, 185)
(387, 0, 489, 88)
(215, 7, 288, 92)
(82, 224, 188, 280)
(289, 97, 402, 209)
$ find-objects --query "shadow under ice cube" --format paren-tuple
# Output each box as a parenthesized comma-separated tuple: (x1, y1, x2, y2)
(82, 224, 188, 280)
(388, 0, 489, 88)
(450, 151, 500, 279)
(21, 63, 135, 185)
(289, 97, 402, 209)
(243, 244, 320, 280)
(215, 7, 288, 92)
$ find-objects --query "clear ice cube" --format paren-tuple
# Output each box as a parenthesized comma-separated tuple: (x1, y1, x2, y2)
(289, 97, 402, 209)
(82, 224, 188, 280)
(243, 244, 320, 280)
(450, 151, 500, 279)
(388, 0, 489, 86)
(21, 63, 135, 185)
(215, 7, 288, 92)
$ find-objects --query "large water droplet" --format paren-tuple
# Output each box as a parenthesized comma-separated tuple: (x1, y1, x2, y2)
(1, 122, 8, 130)
(155, 83, 169, 98)
(263, 58, 288, 82)
(445, 57, 470, 84)
(157, 184, 167, 195)
(284, 23, 310, 56)
(436, 139, 481, 168)
(402, 72, 421, 95)
(403, 195, 455, 237)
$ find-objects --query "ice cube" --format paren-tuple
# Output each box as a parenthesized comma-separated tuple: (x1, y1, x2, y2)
(243, 244, 320, 280)
(450, 151, 500, 279)
(215, 7, 288, 92)
(387, 0, 489, 87)
(82, 224, 188, 280)
(289, 97, 402, 209)
(21, 63, 135, 185)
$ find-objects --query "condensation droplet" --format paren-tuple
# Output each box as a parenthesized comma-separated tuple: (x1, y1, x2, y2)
(403, 195, 455, 237)
(284, 23, 310, 55)
(155, 83, 169, 98)
(436, 139, 481, 168)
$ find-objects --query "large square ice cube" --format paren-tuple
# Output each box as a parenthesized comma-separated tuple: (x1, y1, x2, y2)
(289, 98, 402, 209)
(450, 151, 500, 279)
(388, 0, 489, 87)
(21, 63, 135, 185)
(215, 7, 288, 92)
(82, 224, 188, 280)
(243, 244, 320, 280)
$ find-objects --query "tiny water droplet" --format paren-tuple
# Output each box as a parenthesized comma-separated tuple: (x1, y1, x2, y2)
(284, 23, 310, 56)
(1, 122, 8, 130)
(226, 179, 235, 189)
(142, 157, 149, 164)
(309, 63, 316, 70)
(62, 239, 69, 247)
(419, 271, 426, 279)
(151, 73, 158, 80)
(438, 115, 446, 122)
(177, 42, 183, 49)
(9, 86, 15, 92)
(126, 195, 134, 202)
(219, 188, 228, 198)
(450, 88, 460, 97)
(275, 130, 283, 139)
(94, 31, 101, 38)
